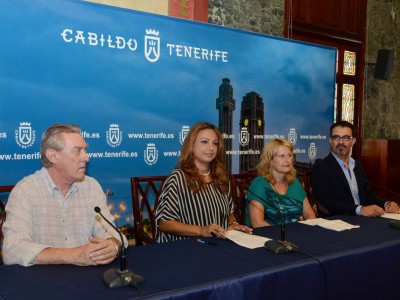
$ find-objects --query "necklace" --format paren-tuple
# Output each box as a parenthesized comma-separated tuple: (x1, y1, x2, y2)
(200, 169, 210, 176)
(273, 181, 287, 195)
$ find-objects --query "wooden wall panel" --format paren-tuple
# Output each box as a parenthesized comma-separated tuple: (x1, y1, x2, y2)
(361, 139, 400, 202)
(309, 0, 342, 30)
(341, 0, 363, 34)
(292, 0, 309, 22)
(287, 0, 366, 41)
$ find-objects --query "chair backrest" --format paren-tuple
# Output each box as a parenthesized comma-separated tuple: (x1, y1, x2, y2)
(294, 161, 316, 215)
(1, 185, 15, 264)
(130, 176, 168, 246)
(230, 173, 257, 224)
(0, 185, 14, 234)
(231, 162, 316, 224)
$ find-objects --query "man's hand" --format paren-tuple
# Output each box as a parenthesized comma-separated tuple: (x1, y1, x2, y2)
(384, 201, 400, 213)
(360, 205, 384, 217)
(33, 237, 119, 266)
(88, 237, 119, 265)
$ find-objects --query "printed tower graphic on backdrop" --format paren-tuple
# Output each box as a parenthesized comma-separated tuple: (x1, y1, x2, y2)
(216, 78, 235, 174)
(239, 92, 264, 173)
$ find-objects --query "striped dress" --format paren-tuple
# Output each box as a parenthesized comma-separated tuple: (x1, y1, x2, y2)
(155, 169, 234, 243)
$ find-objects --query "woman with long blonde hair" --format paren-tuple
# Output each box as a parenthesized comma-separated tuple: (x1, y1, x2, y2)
(245, 138, 315, 227)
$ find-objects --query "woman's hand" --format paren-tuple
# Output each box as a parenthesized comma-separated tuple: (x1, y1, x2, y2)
(228, 222, 253, 234)
(200, 224, 226, 238)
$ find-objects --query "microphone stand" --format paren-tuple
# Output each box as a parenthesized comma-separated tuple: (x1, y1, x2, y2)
(263, 205, 299, 254)
(245, 186, 299, 254)
(94, 207, 144, 288)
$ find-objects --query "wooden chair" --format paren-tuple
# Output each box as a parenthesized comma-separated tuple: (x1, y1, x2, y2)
(0, 185, 15, 264)
(130, 176, 168, 246)
(294, 161, 317, 215)
(230, 173, 257, 224)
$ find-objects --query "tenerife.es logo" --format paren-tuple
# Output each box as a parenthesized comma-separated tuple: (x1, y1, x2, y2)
(106, 124, 122, 148)
(15, 122, 36, 149)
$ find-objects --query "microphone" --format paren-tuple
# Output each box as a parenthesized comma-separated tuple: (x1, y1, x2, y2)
(244, 186, 299, 254)
(94, 206, 144, 288)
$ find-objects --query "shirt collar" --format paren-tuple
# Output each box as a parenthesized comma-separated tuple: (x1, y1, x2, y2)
(331, 151, 355, 168)
(39, 167, 78, 194)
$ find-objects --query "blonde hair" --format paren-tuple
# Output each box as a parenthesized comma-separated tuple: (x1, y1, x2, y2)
(256, 138, 296, 185)
(179, 122, 229, 194)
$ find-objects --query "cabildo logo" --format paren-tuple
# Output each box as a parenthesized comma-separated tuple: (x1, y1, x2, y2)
(61, 27, 229, 64)
(288, 128, 297, 145)
(308, 142, 317, 160)
(239, 127, 249, 147)
(106, 124, 122, 148)
(144, 29, 160, 63)
(61, 28, 160, 63)
(15, 122, 36, 149)
(144, 143, 158, 166)
(179, 125, 190, 145)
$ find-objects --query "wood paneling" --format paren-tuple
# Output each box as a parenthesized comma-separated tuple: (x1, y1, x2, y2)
(287, 0, 366, 42)
(291, 0, 309, 22)
(309, 0, 342, 30)
(361, 139, 400, 202)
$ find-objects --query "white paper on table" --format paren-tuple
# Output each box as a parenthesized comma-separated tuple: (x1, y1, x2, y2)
(299, 218, 327, 226)
(381, 213, 400, 220)
(300, 218, 360, 231)
(223, 230, 271, 249)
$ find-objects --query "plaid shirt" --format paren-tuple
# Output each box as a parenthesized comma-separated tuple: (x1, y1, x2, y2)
(2, 168, 125, 266)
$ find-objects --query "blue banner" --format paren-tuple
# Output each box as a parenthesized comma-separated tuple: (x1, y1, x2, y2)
(0, 0, 336, 225)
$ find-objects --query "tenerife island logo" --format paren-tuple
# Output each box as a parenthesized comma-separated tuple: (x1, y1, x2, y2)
(288, 128, 297, 145)
(144, 29, 160, 63)
(144, 143, 158, 166)
(308, 143, 317, 160)
(239, 127, 249, 147)
(179, 125, 190, 145)
(106, 124, 122, 148)
(15, 122, 36, 149)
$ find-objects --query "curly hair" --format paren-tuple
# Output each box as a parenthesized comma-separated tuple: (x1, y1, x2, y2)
(179, 122, 229, 194)
(256, 138, 296, 185)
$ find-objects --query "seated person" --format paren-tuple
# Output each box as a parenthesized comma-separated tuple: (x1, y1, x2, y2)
(245, 138, 316, 227)
(2, 124, 126, 266)
(155, 121, 252, 242)
(310, 120, 399, 217)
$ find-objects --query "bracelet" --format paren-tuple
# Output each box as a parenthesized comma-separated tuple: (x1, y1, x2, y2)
(228, 221, 239, 227)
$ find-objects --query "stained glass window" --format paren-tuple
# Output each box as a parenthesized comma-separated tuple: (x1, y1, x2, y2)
(343, 51, 356, 75)
(342, 84, 354, 123)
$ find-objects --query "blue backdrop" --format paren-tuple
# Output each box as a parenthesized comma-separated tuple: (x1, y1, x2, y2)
(0, 0, 336, 225)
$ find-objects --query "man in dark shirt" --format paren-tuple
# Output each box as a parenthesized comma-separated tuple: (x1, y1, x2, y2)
(310, 120, 399, 217)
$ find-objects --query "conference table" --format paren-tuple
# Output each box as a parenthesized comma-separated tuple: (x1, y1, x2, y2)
(1, 215, 399, 300)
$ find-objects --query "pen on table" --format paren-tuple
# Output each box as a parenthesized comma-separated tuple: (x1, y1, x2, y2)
(196, 238, 218, 246)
